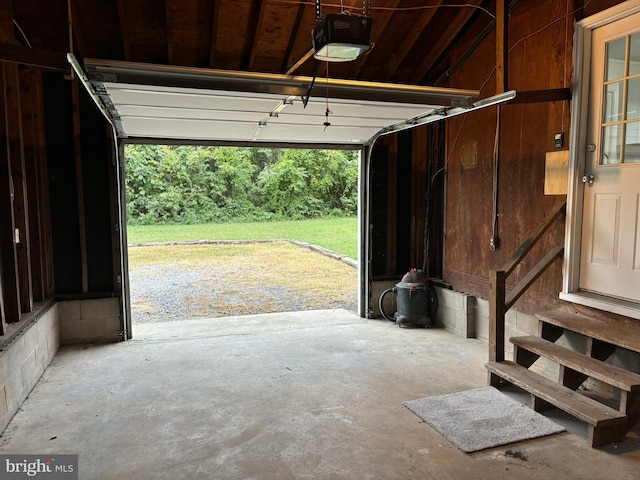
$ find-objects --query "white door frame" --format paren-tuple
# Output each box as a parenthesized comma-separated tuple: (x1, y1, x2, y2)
(561, 0, 640, 319)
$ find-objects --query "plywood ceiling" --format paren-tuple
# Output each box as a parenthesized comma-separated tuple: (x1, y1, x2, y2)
(14, 1, 501, 145)
(15, 1, 493, 85)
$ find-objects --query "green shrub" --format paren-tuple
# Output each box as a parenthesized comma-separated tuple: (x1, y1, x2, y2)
(125, 145, 358, 224)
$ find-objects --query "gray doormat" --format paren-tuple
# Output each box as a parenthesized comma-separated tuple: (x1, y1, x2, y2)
(403, 386, 565, 453)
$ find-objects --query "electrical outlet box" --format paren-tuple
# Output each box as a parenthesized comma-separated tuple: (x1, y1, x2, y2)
(554, 132, 564, 149)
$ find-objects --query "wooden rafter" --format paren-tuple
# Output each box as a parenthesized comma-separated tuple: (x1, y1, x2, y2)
(496, 0, 508, 93)
(245, 0, 264, 70)
(116, 0, 132, 61)
(209, 0, 221, 67)
(0, 43, 68, 71)
(165, 0, 177, 65)
(348, 0, 401, 79)
(281, 0, 311, 73)
(286, 48, 314, 76)
(380, 0, 443, 82)
(409, 0, 483, 84)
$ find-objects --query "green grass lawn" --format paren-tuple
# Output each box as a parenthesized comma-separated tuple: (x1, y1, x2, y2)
(127, 217, 358, 260)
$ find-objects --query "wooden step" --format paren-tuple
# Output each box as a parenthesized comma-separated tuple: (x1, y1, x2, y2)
(486, 360, 627, 428)
(511, 336, 640, 392)
(536, 308, 640, 354)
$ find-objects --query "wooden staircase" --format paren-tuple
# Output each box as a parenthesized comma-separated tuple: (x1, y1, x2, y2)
(487, 307, 640, 447)
(485, 201, 640, 447)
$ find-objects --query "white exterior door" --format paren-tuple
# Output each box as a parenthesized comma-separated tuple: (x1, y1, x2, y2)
(579, 13, 640, 304)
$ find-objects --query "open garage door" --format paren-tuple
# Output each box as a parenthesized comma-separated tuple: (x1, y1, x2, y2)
(69, 57, 514, 332)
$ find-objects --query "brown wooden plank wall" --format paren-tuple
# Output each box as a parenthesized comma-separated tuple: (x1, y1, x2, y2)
(441, 0, 623, 312)
(0, 65, 52, 332)
(0, 3, 55, 332)
(370, 125, 438, 279)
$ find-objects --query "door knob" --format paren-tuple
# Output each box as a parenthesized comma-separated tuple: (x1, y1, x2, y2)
(582, 174, 595, 186)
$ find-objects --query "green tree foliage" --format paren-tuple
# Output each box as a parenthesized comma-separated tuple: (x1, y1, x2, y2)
(125, 145, 358, 225)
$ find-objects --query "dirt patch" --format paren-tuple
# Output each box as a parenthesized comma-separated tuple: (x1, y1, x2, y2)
(128, 241, 358, 323)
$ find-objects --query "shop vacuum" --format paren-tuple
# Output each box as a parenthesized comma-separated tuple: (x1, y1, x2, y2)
(379, 268, 438, 327)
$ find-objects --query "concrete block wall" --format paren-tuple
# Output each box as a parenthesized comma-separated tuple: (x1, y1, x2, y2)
(433, 286, 564, 380)
(59, 298, 122, 344)
(434, 286, 539, 343)
(0, 303, 60, 433)
(433, 288, 476, 338)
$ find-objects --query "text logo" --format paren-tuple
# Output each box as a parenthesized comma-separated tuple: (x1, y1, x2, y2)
(0, 455, 77, 479)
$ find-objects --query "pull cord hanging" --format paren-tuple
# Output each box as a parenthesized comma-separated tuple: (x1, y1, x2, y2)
(324, 62, 332, 131)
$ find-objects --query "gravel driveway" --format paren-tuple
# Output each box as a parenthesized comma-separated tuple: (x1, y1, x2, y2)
(128, 241, 358, 323)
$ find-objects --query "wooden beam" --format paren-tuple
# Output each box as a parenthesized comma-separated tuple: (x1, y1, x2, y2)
(501, 202, 566, 277)
(247, 0, 268, 71)
(209, 0, 222, 67)
(0, 62, 20, 324)
(31, 71, 54, 297)
(19, 67, 44, 302)
(349, 0, 401, 79)
(116, 0, 132, 61)
(496, 0, 508, 93)
(0, 43, 68, 72)
(386, 137, 397, 275)
(285, 49, 314, 76)
(505, 246, 564, 309)
(0, 0, 14, 44)
(380, 1, 443, 82)
(71, 79, 88, 293)
(4, 62, 32, 313)
(281, 0, 311, 73)
(508, 88, 572, 105)
(489, 269, 506, 362)
(409, 0, 483, 84)
(164, 0, 187, 65)
(242, 0, 263, 70)
(410, 127, 427, 268)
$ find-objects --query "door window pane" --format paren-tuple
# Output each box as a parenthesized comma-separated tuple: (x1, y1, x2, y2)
(626, 77, 640, 120)
(624, 121, 640, 163)
(604, 81, 623, 122)
(629, 32, 640, 75)
(606, 37, 627, 80)
(602, 124, 622, 164)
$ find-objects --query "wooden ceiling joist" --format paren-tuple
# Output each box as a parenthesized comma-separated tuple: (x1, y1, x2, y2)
(409, 0, 485, 84)
(281, 0, 311, 73)
(0, 43, 68, 71)
(209, 0, 222, 67)
(243, 0, 263, 71)
(348, 0, 401, 79)
(15, 0, 504, 86)
(380, 0, 443, 82)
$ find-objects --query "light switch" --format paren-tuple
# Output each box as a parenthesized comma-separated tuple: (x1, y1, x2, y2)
(554, 133, 564, 149)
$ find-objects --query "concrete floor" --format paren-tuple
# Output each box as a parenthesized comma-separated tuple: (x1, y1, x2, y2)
(1, 309, 639, 479)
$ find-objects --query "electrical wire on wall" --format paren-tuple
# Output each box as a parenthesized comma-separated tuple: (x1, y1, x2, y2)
(441, 0, 592, 252)
(490, 106, 501, 251)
